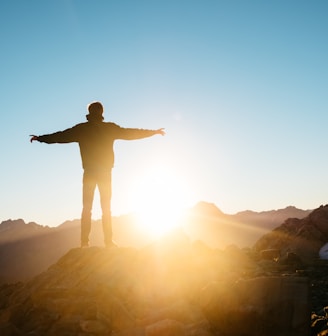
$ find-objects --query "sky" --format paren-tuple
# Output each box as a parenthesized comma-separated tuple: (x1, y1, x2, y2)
(1, 0, 328, 227)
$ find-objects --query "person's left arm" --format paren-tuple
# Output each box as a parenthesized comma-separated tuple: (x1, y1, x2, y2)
(116, 126, 165, 140)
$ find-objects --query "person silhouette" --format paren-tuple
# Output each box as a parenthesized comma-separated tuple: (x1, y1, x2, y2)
(30, 101, 165, 247)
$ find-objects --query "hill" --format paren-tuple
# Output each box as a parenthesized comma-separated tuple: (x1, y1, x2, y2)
(0, 235, 311, 336)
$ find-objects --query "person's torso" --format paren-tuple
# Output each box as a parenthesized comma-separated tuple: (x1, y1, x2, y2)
(76, 122, 119, 170)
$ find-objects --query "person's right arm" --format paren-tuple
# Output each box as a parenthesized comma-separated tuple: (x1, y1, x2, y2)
(30, 125, 81, 144)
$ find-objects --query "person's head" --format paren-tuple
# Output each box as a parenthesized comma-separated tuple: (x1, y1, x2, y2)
(86, 101, 104, 122)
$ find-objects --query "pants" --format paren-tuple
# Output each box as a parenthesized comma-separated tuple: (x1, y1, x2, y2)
(81, 169, 112, 246)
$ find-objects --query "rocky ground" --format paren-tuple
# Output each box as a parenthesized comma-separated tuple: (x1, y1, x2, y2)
(2, 205, 328, 335)
(0, 230, 326, 336)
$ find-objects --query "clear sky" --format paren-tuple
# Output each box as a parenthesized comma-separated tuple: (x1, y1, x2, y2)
(1, 0, 327, 227)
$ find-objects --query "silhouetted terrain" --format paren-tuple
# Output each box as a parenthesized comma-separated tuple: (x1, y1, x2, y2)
(0, 234, 313, 336)
(254, 204, 328, 263)
(0, 202, 311, 283)
(1, 204, 328, 335)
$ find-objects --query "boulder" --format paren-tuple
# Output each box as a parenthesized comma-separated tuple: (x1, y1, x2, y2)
(253, 205, 328, 264)
(201, 276, 310, 336)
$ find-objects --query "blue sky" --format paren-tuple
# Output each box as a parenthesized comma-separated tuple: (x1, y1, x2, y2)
(1, 0, 327, 227)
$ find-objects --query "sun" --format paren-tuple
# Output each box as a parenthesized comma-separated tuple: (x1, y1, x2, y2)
(129, 165, 194, 238)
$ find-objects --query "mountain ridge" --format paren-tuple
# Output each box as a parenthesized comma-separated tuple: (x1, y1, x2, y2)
(3, 201, 311, 230)
(0, 201, 313, 283)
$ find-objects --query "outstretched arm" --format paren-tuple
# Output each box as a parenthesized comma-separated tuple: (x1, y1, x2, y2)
(29, 126, 80, 144)
(117, 127, 165, 140)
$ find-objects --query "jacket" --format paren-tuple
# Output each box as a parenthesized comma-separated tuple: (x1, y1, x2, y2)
(37, 121, 158, 171)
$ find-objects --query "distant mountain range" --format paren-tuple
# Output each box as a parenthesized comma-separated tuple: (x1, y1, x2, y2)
(0, 202, 313, 283)
(183, 202, 311, 248)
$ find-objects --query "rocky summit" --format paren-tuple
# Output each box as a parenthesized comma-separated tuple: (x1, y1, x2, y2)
(254, 204, 328, 263)
(0, 229, 318, 336)
(2, 205, 328, 335)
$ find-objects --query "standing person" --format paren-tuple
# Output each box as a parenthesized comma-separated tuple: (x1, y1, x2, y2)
(30, 101, 165, 248)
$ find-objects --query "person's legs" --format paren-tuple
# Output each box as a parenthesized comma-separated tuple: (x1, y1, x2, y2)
(81, 171, 96, 246)
(97, 171, 113, 246)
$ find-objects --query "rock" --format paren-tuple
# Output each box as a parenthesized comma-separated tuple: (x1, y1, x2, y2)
(201, 276, 311, 336)
(0, 239, 314, 335)
(260, 248, 281, 261)
(79, 319, 109, 334)
(279, 251, 304, 269)
(145, 319, 185, 336)
(139, 299, 205, 327)
(0, 323, 22, 336)
(96, 286, 136, 332)
(253, 207, 328, 264)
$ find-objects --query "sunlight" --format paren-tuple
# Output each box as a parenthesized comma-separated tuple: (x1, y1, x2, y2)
(129, 165, 193, 238)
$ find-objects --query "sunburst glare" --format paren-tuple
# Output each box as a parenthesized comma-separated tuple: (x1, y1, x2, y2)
(129, 165, 194, 238)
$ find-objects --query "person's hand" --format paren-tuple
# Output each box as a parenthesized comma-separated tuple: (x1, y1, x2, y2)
(156, 128, 165, 136)
(30, 135, 39, 143)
